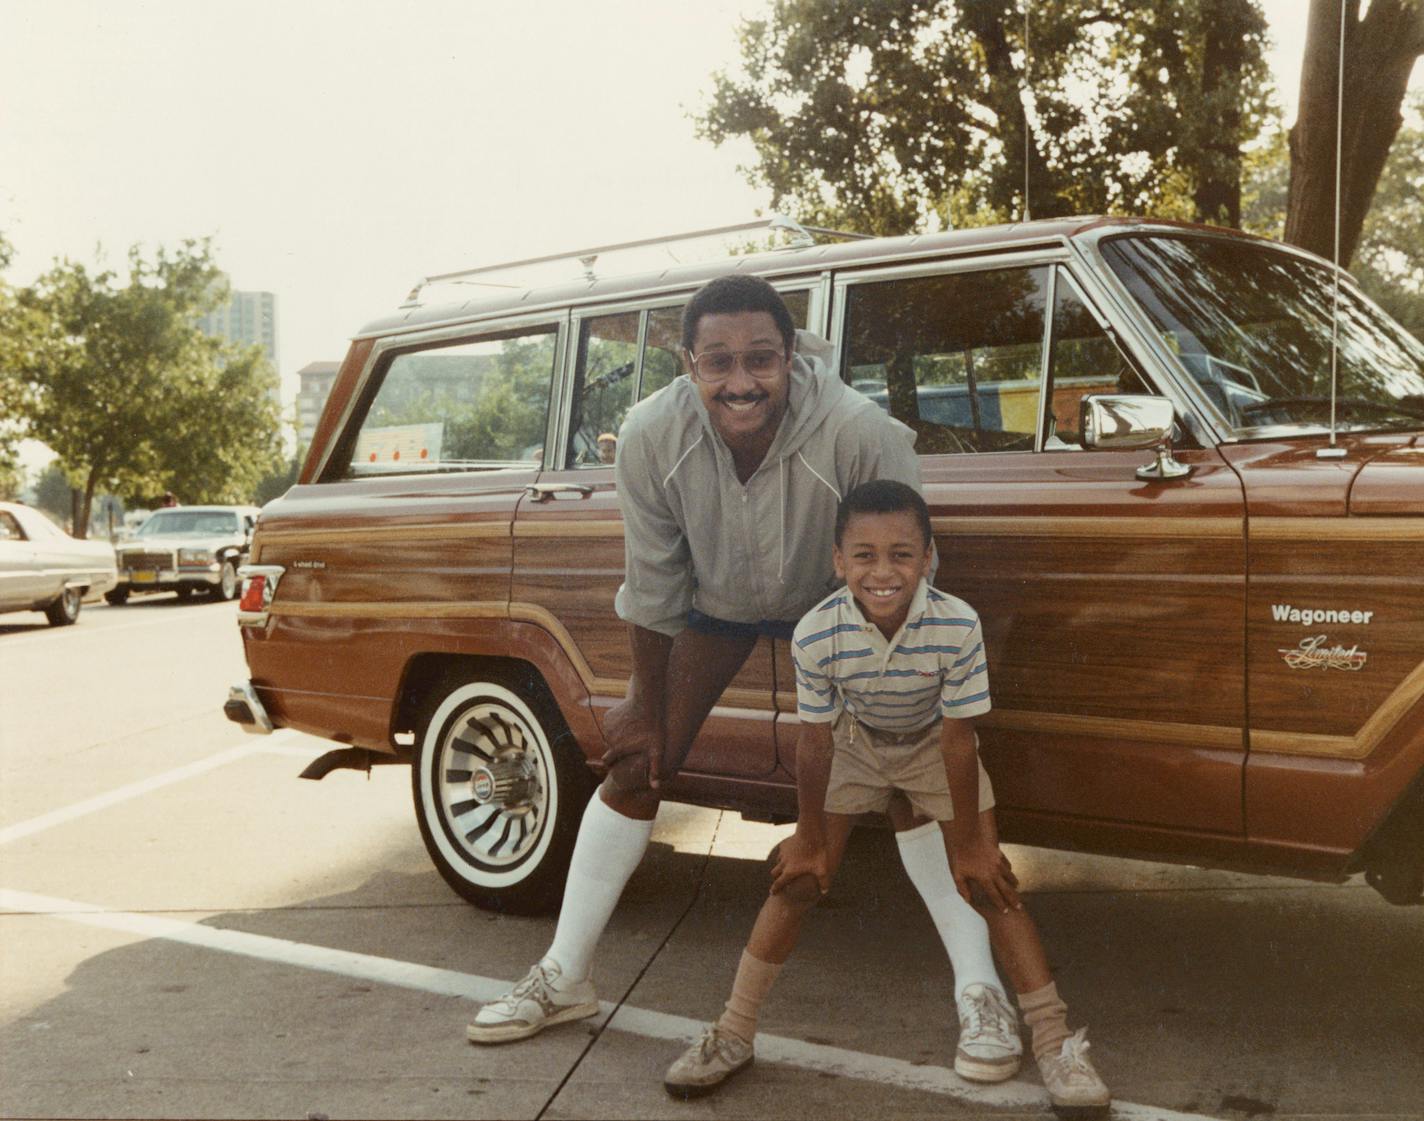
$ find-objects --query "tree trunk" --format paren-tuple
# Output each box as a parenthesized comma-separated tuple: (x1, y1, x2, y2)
(1193, 0, 1252, 227)
(76, 469, 99, 541)
(1285, 0, 1424, 266)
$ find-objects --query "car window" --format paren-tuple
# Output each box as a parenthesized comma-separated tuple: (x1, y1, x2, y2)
(342, 326, 558, 476)
(568, 312, 639, 468)
(843, 267, 1049, 454)
(0, 512, 25, 541)
(1044, 272, 1154, 449)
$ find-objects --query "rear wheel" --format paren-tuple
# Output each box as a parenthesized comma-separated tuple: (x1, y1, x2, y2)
(412, 675, 594, 915)
(44, 587, 81, 626)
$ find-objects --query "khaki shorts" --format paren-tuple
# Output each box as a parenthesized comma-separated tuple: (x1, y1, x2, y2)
(823, 714, 994, 822)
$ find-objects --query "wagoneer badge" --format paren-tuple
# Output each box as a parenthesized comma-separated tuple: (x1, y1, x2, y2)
(1271, 603, 1373, 625)
(1278, 635, 1368, 671)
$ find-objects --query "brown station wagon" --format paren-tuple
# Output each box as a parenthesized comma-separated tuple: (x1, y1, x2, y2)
(225, 216, 1424, 913)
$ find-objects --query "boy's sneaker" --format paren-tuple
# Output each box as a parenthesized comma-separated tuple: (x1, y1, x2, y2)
(663, 1024, 754, 1099)
(1036, 1028, 1111, 1114)
(466, 958, 598, 1044)
(955, 983, 1023, 1082)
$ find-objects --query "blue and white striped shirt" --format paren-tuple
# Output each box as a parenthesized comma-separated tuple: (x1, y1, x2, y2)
(792, 580, 991, 731)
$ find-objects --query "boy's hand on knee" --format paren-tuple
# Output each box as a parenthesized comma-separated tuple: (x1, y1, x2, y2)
(769, 831, 830, 897)
(950, 838, 1021, 914)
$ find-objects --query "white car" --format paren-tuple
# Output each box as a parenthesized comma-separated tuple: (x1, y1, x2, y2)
(110, 505, 259, 604)
(0, 502, 119, 626)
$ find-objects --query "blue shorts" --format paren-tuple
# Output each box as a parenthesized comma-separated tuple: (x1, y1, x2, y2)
(686, 609, 797, 642)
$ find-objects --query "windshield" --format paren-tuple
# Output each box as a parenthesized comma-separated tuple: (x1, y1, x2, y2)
(1101, 234, 1424, 437)
(138, 511, 240, 536)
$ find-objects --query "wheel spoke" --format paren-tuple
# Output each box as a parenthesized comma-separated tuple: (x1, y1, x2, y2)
(453, 803, 500, 843)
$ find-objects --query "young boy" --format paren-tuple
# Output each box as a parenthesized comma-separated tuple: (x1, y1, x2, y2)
(662, 480, 1111, 1113)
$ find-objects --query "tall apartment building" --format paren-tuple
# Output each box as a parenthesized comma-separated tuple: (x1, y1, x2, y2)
(198, 288, 278, 369)
(296, 360, 342, 449)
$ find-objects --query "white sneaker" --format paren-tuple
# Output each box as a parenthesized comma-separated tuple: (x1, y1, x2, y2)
(955, 983, 1023, 1082)
(663, 1024, 755, 1099)
(466, 958, 599, 1044)
(1037, 1028, 1110, 1113)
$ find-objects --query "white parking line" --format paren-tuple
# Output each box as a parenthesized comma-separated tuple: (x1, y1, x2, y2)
(0, 731, 299, 847)
(0, 887, 1222, 1120)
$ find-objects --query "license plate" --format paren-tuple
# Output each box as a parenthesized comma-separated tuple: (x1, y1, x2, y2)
(131, 570, 157, 584)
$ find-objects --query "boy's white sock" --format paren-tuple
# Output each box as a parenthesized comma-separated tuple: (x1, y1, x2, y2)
(544, 792, 655, 985)
(895, 820, 1003, 1002)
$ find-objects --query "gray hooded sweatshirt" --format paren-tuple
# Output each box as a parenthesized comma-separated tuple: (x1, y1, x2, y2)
(613, 331, 922, 636)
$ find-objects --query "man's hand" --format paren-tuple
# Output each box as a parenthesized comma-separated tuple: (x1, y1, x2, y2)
(769, 830, 831, 897)
(950, 837, 1021, 914)
(599, 696, 665, 789)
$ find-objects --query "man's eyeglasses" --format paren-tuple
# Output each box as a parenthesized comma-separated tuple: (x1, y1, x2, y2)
(687, 348, 787, 383)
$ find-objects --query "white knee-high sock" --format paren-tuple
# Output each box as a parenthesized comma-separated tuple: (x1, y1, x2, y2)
(896, 821, 1003, 1001)
(544, 792, 655, 984)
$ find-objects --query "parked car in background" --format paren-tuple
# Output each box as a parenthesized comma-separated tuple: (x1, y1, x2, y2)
(0, 501, 118, 626)
(109, 505, 258, 604)
(225, 216, 1424, 914)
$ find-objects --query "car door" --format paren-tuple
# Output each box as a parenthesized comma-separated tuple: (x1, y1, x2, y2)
(827, 257, 1248, 841)
(512, 289, 815, 780)
(0, 510, 43, 609)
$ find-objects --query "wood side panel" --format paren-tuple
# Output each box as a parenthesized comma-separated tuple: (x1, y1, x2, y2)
(259, 537, 513, 605)
(921, 447, 1247, 834)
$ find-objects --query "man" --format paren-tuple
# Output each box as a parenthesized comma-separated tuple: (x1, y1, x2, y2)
(466, 276, 1020, 1083)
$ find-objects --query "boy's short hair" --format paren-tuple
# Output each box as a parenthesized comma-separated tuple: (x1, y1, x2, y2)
(681, 275, 797, 355)
(835, 480, 932, 549)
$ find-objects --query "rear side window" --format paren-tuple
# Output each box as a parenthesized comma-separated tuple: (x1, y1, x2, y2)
(842, 267, 1049, 454)
(341, 326, 558, 477)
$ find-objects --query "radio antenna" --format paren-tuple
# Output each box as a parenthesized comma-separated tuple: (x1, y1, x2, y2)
(1318, 0, 1348, 460)
(1022, 1, 1032, 222)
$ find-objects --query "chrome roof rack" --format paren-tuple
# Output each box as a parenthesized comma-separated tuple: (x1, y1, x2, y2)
(400, 214, 871, 306)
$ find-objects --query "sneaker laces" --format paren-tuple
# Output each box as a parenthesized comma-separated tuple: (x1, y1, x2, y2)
(960, 986, 1015, 1044)
(491, 963, 554, 1013)
(1054, 1029, 1099, 1082)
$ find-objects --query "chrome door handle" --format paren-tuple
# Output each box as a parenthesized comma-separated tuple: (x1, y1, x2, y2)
(525, 483, 594, 501)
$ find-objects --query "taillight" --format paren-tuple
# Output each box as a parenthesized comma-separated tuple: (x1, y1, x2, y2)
(238, 575, 266, 612)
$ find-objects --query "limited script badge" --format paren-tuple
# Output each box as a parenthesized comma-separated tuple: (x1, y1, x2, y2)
(1278, 634, 1368, 671)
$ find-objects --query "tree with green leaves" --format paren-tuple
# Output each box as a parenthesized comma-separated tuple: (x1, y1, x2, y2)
(14, 240, 283, 537)
(0, 232, 40, 490)
(697, 0, 1273, 235)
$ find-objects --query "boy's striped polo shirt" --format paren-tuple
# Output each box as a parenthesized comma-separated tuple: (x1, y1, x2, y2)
(791, 580, 991, 732)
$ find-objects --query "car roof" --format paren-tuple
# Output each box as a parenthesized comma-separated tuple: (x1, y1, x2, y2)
(356, 215, 1278, 340)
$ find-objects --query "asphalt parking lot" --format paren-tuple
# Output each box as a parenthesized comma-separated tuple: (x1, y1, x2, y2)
(1, 598, 1421, 1120)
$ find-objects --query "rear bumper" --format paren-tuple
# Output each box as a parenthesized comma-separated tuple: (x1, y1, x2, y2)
(224, 682, 274, 734)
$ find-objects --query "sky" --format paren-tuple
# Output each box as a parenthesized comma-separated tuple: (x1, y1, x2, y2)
(1, 0, 1419, 471)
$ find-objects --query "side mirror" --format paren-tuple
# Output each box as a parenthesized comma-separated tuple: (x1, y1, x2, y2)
(1080, 394, 1191, 481)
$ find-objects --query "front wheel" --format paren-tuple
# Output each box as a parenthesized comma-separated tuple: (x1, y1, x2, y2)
(412, 676, 594, 915)
(104, 587, 129, 606)
(212, 559, 239, 600)
(44, 586, 81, 626)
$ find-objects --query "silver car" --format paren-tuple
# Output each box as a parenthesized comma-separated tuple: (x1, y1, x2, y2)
(0, 502, 119, 627)
(110, 505, 259, 605)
